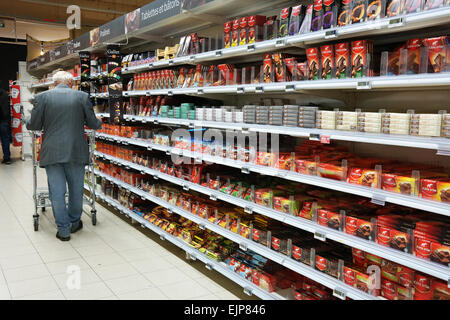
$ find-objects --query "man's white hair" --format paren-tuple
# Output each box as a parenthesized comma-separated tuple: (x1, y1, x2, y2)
(53, 71, 73, 84)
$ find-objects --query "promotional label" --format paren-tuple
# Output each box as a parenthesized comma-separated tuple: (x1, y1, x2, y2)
(79, 51, 90, 94)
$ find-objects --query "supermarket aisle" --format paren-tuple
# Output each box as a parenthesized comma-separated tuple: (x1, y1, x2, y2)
(0, 160, 247, 300)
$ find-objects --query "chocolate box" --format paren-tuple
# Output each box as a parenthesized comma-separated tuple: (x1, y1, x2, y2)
(386, 0, 404, 16)
(322, 0, 338, 29)
(311, 0, 323, 31)
(278, 7, 292, 38)
(406, 38, 422, 74)
(420, 178, 450, 203)
(404, 0, 424, 13)
(335, 42, 350, 78)
(352, 0, 367, 23)
(338, 0, 352, 26)
(306, 47, 321, 80)
(351, 40, 373, 78)
(224, 21, 232, 48)
(231, 19, 240, 47)
(367, 0, 386, 20)
(248, 15, 266, 44)
(263, 53, 273, 83)
(423, 36, 449, 73)
(239, 17, 248, 46)
(288, 5, 306, 35)
(320, 44, 335, 79)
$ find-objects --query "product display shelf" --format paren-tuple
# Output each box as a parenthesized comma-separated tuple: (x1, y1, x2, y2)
(84, 184, 286, 300)
(94, 132, 450, 217)
(95, 113, 450, 155)
(30, 76, 80, 89)
(122, 6, 450, 75)
(94, 150, 450, 282)
(122, 73, 450, 98)
(88, 168, 378, 300)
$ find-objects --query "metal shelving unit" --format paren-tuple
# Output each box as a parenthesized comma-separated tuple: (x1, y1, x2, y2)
(89, 186, 287, 300)
(121, 6, 450, 75)
(94, 132, 450, 217)
(88, 170, 378, 300)
(93, 150, 450, 282)
(95, 113, 450, 155)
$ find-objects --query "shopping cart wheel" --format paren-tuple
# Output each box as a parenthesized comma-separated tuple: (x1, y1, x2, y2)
(33, 217, 39, 231)
(91, 210, 97, 226)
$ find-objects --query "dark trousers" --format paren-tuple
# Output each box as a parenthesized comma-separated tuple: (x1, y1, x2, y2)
(0, 120, 11, 161)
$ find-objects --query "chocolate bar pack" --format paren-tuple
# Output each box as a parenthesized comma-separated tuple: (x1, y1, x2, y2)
(278, 7, 292, 38)
(311, 0, 324, 32)
(351, 40, 373, 77)
(335, 42, 350, 78)
(288, 5, 306, 35)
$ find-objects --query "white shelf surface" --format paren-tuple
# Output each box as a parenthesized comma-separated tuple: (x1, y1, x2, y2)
(94, 151, 450, 282)
(121, 7, 450, 75)
(30, 76, 80, 89)
(95, 113, 450, 153)
(87, 186, 286, 300)
(88, 170, 379, 300)
(122, 73, 450, 97)
(94, 132, 450, 217)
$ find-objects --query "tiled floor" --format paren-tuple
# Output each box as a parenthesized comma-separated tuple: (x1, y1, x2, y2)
(0, 159, 255, 300)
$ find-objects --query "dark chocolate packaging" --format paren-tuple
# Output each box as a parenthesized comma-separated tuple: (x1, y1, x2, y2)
(265, 16, 278, 40)
(322, 0, 338, 29)
(366, 0, 386, 20)
(404, 0, 424, 13)
(279, 7, 292, 38)
(335, 42, 350, 78)
(288, 5, 306, 35)
(351, 0, 366, 23)
(311, 0, 323, 31)
(338, 0, 353, 26)
(321, 44, 335, 79)
(248, 15, 266, 44)
(386, 0, 404, 16)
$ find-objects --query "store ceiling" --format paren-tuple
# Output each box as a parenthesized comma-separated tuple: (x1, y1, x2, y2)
(0, 0, 152, 28)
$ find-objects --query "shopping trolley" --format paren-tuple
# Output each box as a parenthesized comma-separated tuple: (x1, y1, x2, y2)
(31, 130, 98, 231)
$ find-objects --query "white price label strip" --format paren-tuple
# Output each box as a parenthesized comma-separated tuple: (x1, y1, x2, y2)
(314, 231, 327, 242)
(333, 287, 347, 300)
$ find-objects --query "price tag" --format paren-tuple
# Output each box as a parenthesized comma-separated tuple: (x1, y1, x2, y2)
(209, 194, 217, 201)
(153, 174, 159, 180)
(237, 87, 245, 94)
(160, 234, 166, 241)
(125, 166, 130, 170)
(243, 287, 253, 296)
(195, 156, 202, 164)
(167, 208, 173, 214)
(168, 60, 174, 65)
(320, 135, 330, 144)
(388, 17, 405, 28)
(356, 81, 372, 90)
(189, 252, 197, 261)
(285, 84, 295, 92)
(309, 133, 321, 141)
(197, 89, 204, 95)
(154, 119, 159, 125)
(371, 193, 386, 206)
(168, 91, 173, 96)
(247, 44, 255, 52)
(190, 55, 196, 62)
(255, 86, 264, 93)
(146, 91, 151, 96)
(147, 146, 153, 151)
(333, 287, 347, 300)
(275, 39, 286, 47)
(123, 92, 129, 96)
(188, 122, 195, 129)
(239, 242, 248, 251)
(314, 231, 327, 242)
(140, 224, 146, 229)
(436, 145, 450, 156)
(325, 29, 337, 39)
(199, 224, 206, 230)
(165, 149, 171, 156)
(244, 206, 253, 214)
(205, 263, 214, 271)
(148, 63, 154, 68)
(183, 184, 190, 191)
(215, 50, 222, 57)
(241, 167, 250, 174)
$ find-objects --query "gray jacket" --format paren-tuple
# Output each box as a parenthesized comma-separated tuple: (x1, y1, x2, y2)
(26, 84, 102, 167)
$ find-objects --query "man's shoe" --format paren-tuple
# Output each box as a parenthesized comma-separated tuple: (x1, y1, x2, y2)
(1, 159, 11, 165)
(71, 220, 83, 234)
(56, 232, 70, 241)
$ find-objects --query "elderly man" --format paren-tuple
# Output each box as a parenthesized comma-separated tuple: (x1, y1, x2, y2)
(26, 71, 102, 241)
